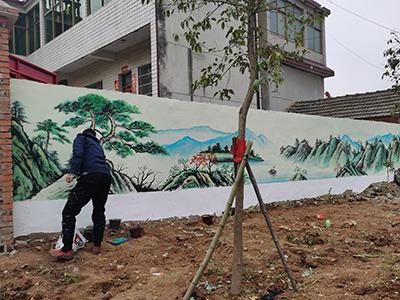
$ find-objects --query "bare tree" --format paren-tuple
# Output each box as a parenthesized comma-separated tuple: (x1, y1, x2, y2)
(132, 166, 161, 191)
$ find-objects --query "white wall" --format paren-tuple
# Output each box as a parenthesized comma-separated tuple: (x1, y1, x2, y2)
(14, 174, 389, 236)
(10, 79, 400, 236)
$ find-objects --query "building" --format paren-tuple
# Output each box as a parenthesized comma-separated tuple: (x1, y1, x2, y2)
(288, 88, 400, 123)
(6, 0, 334, 110)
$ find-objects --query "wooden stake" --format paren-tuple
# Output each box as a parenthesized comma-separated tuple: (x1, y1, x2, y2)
(182, 142, 253, 300)
(245, 162, 298, 291)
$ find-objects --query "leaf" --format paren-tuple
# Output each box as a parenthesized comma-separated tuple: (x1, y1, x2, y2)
(252, 79, 261, 90)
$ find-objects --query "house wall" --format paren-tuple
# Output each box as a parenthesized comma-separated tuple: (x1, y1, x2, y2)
(10, 79, 400, 236)
(157, 1, 329, 110)
(26, 0, 155, 72)
(273, 65, 325, 111)
(64, 40, 151, 91)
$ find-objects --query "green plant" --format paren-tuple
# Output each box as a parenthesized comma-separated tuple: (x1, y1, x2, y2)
(34, 119, 70, 152)
(56, 94, 167, 158)
(383, 32, 400, 93)
(383, 159, 395, 182)
(63, 272, 80, 283)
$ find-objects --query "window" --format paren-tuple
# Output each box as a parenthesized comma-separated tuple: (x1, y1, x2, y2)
(121, 71, 132, 93)
(138, 64, 152, 96)
(45, 0, 82, 43)
(9, 5, 41, 55)
(59, 79, 69, 85)
(85, 81, 103, 89)
(89, 0, 111, 15)
(306, 19, 322, 53)
(269, 0, 303, 42)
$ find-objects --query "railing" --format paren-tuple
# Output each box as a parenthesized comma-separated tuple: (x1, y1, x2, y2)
(9, 54, 57, 84)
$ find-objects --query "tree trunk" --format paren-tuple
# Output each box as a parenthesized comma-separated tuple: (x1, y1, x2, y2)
(45, 131, 50, 153)
(231, 1, 258, 295)
(100, 116, 116, 145)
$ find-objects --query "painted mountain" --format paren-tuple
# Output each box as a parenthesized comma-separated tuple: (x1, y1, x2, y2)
(164, 128, 270, 157)
(12, 121, 63, 201)
(367, 134, 400, 147)
(152, 126, 229, 144)
(281, 134, 400, 176)
(340, 134, 362, 151)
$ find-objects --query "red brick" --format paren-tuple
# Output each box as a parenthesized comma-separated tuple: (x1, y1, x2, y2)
(0, 144, 11, 150)
(0, 162, 12, 168)
(1, 227, 13, 236)
(0, 174, 12, 181)
(0, 132, 11, 138)
(0, 185, 13, 193)
(1, 215, 12, 222)
(0, 151, 12, 157)
(1, 203, 12, 210)
(0, 138, 12, 145)
(0, 99, 11, 105)
(0, 168, 12, 175)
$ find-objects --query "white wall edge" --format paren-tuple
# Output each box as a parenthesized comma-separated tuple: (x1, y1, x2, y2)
(14, 174, 388, 237)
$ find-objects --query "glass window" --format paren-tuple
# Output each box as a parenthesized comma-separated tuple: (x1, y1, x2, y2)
(306, 18, 322, 53)
(121, 71, 133, 93)
(269, 0, 303, 42)
(44, 0, 52, 12)
(89, 0, 110, 14)
(45, 12, 53, 42)
(63, 0, 73, 31)
(90, 0, 102, 14)
(270, 10, 277, 33)
(138, 64, 152, 96)
(14, 27, 26, 55)
(45, 0, 82, 42)
(10, 5, 41, 55)
(85, 81, 103, 89)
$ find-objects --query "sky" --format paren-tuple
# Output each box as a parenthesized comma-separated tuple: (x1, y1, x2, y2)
(317, 0, 400, 97)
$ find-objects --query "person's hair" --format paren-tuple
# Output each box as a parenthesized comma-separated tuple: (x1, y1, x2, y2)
(83, 128, 96, 137)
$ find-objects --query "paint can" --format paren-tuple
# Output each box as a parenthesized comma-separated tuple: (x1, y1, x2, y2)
(109, 219, 122, 230)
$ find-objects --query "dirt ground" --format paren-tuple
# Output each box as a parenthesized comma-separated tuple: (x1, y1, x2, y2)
(2, 182, 400, 300)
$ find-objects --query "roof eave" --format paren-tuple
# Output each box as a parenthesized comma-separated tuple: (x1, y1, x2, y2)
(284, 57, 335, 78)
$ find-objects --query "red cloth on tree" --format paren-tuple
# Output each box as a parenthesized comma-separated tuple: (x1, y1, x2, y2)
(231, 138, 246, 163)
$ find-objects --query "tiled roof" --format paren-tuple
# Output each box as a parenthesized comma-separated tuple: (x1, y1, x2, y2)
(288, 89, 400, 119)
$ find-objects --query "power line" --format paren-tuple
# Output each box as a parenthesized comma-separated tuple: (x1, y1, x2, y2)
(323, 0, 399, 33)
(326, 32, 384, 71)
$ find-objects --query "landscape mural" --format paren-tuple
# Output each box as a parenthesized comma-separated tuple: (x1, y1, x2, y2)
(10, 80, 400, 201)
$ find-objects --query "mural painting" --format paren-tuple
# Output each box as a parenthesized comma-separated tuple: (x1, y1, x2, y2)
(11, 80, 400, 201)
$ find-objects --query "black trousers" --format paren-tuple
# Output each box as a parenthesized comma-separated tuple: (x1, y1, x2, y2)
(62, 173, 112, 251)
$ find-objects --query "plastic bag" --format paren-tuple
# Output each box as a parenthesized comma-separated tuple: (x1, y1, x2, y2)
(54, 229, 87, 252)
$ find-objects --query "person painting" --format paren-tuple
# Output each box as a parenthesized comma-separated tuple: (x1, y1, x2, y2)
(50, 129, 112, 260)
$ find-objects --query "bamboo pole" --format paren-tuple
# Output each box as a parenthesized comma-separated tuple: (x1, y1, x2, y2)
(245, 162, 298, 291)
(182, 142, 253, 300)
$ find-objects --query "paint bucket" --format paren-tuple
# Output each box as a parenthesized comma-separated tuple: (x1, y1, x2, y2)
(109, 219, 122, 230)
(201, 215, 214, 225)
(129, 225, 144, 239)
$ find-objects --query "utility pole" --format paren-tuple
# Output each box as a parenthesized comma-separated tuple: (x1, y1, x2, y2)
(257, 10, 271, 110)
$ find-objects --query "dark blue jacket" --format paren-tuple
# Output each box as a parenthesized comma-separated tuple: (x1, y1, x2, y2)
(69, 133, 111, 176)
